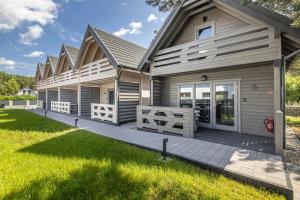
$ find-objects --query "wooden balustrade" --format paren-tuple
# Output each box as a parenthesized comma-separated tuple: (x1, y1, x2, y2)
(51, 101, 71, 114)
(91, 103, 117, 123)
(137, 106, 195, 138)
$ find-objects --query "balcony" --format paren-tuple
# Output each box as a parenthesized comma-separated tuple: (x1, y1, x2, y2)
(37, 58, 115, 89)
(151, 25, 281, 76)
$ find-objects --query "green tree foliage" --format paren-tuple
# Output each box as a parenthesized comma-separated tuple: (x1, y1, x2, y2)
(0, 72, 35, 95)
(286, 75, 300, 105)
(146, 0, 300, 27)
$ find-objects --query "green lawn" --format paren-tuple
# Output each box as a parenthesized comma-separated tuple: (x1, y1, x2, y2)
(0, 109, 284, 200)
(286, 116, 300, 139)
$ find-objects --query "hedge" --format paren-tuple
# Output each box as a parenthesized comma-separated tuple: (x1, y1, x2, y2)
(0, 95, 37, 101)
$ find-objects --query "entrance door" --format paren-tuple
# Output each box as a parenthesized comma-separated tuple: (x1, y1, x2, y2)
(212, 81, 238, 132)
(195, 83, 212, 128)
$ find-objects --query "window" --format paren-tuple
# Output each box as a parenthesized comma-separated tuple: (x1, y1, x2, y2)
(108, 90, 115, 105)
(195, 22, 215, 40)
(179, 85, 193, 108)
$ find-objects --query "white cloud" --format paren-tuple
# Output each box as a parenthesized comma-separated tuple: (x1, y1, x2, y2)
(19, 25, 43, 45)
(24, 51, 45, 58)
(113, 27, 130, 37)
(129, 22, 142, 34)
(121, 2, 127, 6)
(113, 21, 142, 38)
(147, 14, 158, 23)
(0, 57, 16, 66)
(0, 0, 58, 31)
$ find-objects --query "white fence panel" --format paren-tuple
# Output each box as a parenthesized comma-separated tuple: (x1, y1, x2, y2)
(51, 101, 71, 114)
(91, 103, 117, 123)
(137, 106, 195, 138)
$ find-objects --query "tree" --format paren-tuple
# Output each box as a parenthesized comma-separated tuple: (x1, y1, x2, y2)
(146, 0, 300, 27)
(5, 78, 20, 96)
(286, 75, 300, 105)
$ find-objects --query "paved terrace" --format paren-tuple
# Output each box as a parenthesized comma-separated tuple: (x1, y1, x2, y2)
(32, 110, 297, 199)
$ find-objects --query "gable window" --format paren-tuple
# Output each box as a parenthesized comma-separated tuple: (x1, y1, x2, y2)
(195, 22, 215, 40)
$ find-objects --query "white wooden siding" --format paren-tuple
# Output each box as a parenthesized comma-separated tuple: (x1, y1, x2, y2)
(157, 64, 274, 137)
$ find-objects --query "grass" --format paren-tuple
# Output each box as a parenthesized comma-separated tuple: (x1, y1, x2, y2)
(286, 116, 300, 139)
(0, 109, 285, 200)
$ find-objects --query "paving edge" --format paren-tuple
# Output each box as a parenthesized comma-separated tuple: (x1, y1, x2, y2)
(31, 110, 294, 200)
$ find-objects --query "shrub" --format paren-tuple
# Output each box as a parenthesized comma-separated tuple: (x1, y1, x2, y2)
(0, 95, 37, 101)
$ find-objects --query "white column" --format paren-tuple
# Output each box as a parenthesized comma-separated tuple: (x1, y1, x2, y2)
(77, 83, 81, 116)
(58, 87, 61, 102)
(273, 60, 283, 155)
(45, 89, 48, 110)
(114, 77, 119, 124)
(150, 77, 154, 106)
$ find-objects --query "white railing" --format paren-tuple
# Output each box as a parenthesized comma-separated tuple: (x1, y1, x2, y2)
(151, 25, 279, 75)
(51, 101, 71, 114)
(137, 106, 195, 138)
(91, 103, 117, 123)
(37, 100, 43, 108)
(37, 58, 114, 89)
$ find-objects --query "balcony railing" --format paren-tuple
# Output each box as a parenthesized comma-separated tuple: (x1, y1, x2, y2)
(151, 25, 280, 75)
(37, 58, 114, 88)
(137, 106, 195, 137)
(91, 103, 117, 124)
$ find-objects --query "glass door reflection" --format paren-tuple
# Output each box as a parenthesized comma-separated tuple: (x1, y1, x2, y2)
(195, 83, 211, 127)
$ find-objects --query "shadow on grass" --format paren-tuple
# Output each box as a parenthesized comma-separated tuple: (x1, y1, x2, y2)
(11, 131, 220, 199)
(3, 163, 217, 200)
(0, 109, 70, 133)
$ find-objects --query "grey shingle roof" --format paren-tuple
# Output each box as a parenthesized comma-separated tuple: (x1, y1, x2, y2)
(64, 45, 79, 67)
(35, 63, 45, 80)
(47, 56, 58, 72)
(92, 27, 147, 70)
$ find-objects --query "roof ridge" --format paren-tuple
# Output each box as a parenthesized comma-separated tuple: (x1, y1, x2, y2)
(92, 26, 147, 50)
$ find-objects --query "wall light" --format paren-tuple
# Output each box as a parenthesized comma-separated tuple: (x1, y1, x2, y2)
(201, 75, 207, 81)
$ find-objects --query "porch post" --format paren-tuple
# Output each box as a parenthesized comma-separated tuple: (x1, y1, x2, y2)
(45, 89, 48, 110)
(273, 60, 284, 155)
(150, 77, 154, 106)
(77, 83, 81, 116)
(57, 87, 61, 102)
(114, 77, 119, 124)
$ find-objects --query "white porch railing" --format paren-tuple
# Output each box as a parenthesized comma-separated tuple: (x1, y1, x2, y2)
(51, 101, 71, 114)
(137, 106, 195, 138)
(91, 103, 117, 123)
(37, 100, 43, 108)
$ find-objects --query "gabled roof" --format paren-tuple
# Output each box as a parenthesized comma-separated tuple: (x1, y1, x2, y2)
(76, 25, 147, 70)
(64, 44, 79, 66)
(56, 44, 79, 74)
(35, 63, 45, 80)
(139, 0, 300, 71)
(47, 56, 58, 72)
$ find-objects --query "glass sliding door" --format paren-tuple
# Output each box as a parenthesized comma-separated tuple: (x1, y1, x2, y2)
(195, 83, 211, 128)
(179, 84, 194, 108)
(213, 81, 238, 132)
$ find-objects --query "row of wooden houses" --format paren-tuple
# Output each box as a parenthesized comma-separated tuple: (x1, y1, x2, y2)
(35, 0, 300, 155)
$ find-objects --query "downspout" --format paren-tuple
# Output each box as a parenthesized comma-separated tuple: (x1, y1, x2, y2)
(281, 49, 300, 149)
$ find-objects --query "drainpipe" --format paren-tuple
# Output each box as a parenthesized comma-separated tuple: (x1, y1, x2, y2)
(281, 49, 300, 148)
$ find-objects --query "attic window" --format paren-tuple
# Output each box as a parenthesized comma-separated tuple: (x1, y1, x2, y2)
(195, 22, 215, 40)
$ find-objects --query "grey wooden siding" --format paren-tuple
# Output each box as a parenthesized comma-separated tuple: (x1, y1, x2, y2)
(118, 81, 139, 124)
(153, 79, 162, 106)
(171, 7, 248, 46)
(81, 87, 100, 116)
(38, 91, 46, 101)
(158, 64, 274, 137)
(61, 89, 77, 104)
(47, 91, 58, 110)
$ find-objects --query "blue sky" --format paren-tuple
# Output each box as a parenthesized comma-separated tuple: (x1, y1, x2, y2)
(0, 0, 168, 76)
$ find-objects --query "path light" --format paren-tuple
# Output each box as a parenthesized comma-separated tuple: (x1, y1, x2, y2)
(75, 118, 79, 128)
(162, 138, 168, 161)
(44, 110, 48, 118)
